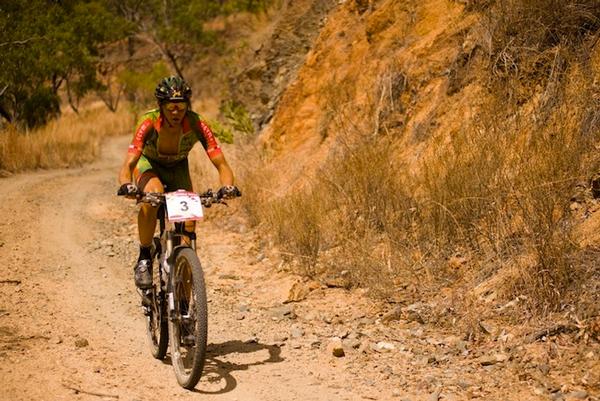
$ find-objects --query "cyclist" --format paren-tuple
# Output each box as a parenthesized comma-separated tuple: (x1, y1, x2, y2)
(117, 76, 240, 289)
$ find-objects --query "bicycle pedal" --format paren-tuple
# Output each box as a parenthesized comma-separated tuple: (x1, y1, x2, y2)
(181, 334, 196, 346)
(140, 290, 152, 307)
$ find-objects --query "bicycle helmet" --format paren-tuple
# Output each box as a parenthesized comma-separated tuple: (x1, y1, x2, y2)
(155, 76, 192, 103)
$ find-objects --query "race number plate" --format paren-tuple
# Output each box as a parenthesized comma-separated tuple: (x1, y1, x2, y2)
(165, 191, 203, 222)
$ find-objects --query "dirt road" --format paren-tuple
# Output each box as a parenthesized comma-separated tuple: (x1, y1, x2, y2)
(0, 136, 370, 401)
(1, 136, 598, 401)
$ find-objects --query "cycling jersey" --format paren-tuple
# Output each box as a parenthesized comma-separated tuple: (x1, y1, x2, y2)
(128, 109, 222, 165)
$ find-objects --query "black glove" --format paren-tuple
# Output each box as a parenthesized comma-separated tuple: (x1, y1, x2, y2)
(217, 185, 241, 200)
(117, 182, 139, 196)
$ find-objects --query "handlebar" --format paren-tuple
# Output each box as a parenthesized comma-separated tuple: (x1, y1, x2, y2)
(135, 190, 231, 208)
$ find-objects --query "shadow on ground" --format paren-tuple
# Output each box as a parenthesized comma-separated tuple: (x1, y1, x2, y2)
(192, 340, 284, 394)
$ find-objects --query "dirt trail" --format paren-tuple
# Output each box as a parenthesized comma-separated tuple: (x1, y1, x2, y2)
(0, 136, 364, 401)
(1, 137, 598, 401)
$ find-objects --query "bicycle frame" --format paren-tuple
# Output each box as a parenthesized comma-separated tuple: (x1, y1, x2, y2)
(157, 203, 197, 257)
(139, 190, 221, 306)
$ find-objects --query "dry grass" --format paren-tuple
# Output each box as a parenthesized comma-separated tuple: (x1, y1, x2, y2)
(487, 0, 600, 106)
(420, 106, 594, 313)
(241, 0, 600, 318)
(0, 106, 131, 172)
(244, 89, 599, 314)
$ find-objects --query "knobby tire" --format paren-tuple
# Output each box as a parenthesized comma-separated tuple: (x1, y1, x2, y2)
(168, 247, 208, 389)
(146, 251, 168, 359)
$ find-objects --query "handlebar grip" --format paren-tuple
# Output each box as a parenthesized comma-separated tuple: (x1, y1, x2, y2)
(117, 183, 139, 196)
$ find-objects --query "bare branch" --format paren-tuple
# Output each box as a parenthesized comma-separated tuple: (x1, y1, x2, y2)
(0, 37, 43, 48)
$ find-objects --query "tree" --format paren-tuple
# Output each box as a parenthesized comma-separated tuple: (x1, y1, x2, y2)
(0, 0, 131, 127)
(0, 0, 270, 127)
(106, 0, 271, 80)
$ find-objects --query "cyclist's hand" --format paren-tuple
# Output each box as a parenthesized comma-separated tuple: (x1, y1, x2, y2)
(217, 185, 241, 200)
(117, 182, 139, 198)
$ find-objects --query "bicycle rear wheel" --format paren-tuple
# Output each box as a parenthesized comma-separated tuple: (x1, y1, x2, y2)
(168, 247, 208, 389)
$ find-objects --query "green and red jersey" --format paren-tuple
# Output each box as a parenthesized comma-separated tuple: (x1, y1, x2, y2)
(128, 109, 222, 165)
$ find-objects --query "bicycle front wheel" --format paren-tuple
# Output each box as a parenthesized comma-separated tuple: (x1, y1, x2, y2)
(168, 247, 208, 389)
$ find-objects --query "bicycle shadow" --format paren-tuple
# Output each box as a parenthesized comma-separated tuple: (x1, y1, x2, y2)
(162, 340, 284, 394)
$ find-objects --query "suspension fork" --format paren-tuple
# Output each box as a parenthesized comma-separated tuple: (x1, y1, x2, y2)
(188, 232, 197, 251)
(165, 230, 176, 314)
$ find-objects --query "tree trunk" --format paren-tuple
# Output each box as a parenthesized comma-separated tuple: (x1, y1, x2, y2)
(66, 79, 79, 114)
(164, 46, 185, 80)
(151, 35, 186, 80)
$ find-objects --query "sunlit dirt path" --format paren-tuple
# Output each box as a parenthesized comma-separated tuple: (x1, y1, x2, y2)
(0, 136, 364, 401)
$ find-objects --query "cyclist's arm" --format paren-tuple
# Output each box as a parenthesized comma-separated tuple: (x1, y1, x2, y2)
(210, 153, 234, 186)
(119, 152, 141, 185)
(194, 117, 233, 185)
(119, 115, 153, 185)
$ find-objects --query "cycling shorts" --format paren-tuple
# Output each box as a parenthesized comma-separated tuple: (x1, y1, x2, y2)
(133, 154, 193, 192)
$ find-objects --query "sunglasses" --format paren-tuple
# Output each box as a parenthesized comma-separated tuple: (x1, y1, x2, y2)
(164, 102, 187, 112)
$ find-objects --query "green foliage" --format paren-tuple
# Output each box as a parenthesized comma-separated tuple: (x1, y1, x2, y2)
(0, 0, 273, 127)
(206, 119, 234, 144)
(220, 0, 273, 13)
(220, 100, 255, 135)
(106, 0, 273, 77)
(119, 62, 170, 108)
(0, 0, 132, 127)
(21, 87, 61, 128)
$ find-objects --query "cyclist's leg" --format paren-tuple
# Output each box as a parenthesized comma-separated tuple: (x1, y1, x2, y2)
(134, 156, 165, 247)
(138, 176, 164, 246)
(132, 157, 164, 289)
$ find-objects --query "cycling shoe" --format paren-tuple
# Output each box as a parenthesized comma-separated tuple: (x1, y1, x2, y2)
(134, 259, 153, 289)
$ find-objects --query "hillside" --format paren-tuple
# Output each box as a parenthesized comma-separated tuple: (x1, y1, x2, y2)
(222, 0, 600, 398)
(236, 0, 600, 318)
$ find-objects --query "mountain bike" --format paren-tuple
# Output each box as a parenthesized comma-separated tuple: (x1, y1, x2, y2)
(130, 189, 230, 389)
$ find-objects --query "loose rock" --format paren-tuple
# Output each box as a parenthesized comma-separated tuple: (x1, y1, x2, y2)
(479, 320, 498, 336)
(290, 325, 305, 338)
(479, 353, 508, 366)
(269, 304, 294, 320)
(566, 390, 588, 400)
(244, 336, 258, 344)
(273, 334, 288, 343)
(404, 303, 428, 324)
(286, 280, 320, 303)
(373, 341, 395, 352)
(343, 338, 362, 349)
(381, 306, 403, 323)
(50, 336, 62, 345)
(327, 337, 345, 357)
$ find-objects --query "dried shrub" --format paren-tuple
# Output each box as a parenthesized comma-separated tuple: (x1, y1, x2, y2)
(487, 0, 600, 103)
(0, 106, 130, 172)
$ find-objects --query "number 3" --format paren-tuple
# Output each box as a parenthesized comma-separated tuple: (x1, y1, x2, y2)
(180, 201, 189, 211)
